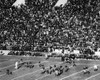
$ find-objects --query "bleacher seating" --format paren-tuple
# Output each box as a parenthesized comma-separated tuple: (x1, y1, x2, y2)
(0, 0, 100, 56)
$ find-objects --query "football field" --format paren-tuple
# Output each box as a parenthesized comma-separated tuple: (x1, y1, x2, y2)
(0, 55, 100, 80)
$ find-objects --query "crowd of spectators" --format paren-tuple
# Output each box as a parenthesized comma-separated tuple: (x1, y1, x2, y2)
(0, 0, 100, 52)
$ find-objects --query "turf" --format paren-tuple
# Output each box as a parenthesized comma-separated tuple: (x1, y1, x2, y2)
(0, 55, 100, 80)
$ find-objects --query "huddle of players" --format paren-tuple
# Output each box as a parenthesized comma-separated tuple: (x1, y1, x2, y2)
(40, 57, 76, 76)
(40, 63, 70, 76)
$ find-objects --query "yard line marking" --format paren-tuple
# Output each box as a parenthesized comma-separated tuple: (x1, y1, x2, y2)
(77, 59, 100, 62)
(0, 73, 5, 77)
(60, 66, 93, 80)
(0, 60, 48, 77)
(0, 64, 14, 70)
(35, 74, 50, 80)
(0, 61, 11, 65)
(11, 62, 62, 80)
(76, 63, 100, 66)
(0, 58, 8, 60)
(0, 59, 18, 65)
(85, 72, 100, 80)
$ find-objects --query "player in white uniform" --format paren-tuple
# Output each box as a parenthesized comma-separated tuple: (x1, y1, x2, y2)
(15, 61, 19, 69)
(45, 54, 49, 59)
(94, 65, 98, 71)
(55, 70, 59, 76)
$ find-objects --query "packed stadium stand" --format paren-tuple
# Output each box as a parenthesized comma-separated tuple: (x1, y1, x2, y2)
(1, 1, 100, 80)
(0, 0, 100, 55)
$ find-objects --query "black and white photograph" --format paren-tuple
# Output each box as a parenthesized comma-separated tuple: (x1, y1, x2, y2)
(0, 0, 100, 80)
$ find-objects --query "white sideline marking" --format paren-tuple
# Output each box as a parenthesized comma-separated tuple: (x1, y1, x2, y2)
(11, 62, 62, 80)
(60, 67, 93, 80)
(85, 72, 100, 80)
(77, 59, 100, 62)
(0, 60, 48, 77)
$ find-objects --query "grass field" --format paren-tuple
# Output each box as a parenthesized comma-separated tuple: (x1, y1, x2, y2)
(0, 55, 100, 80)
